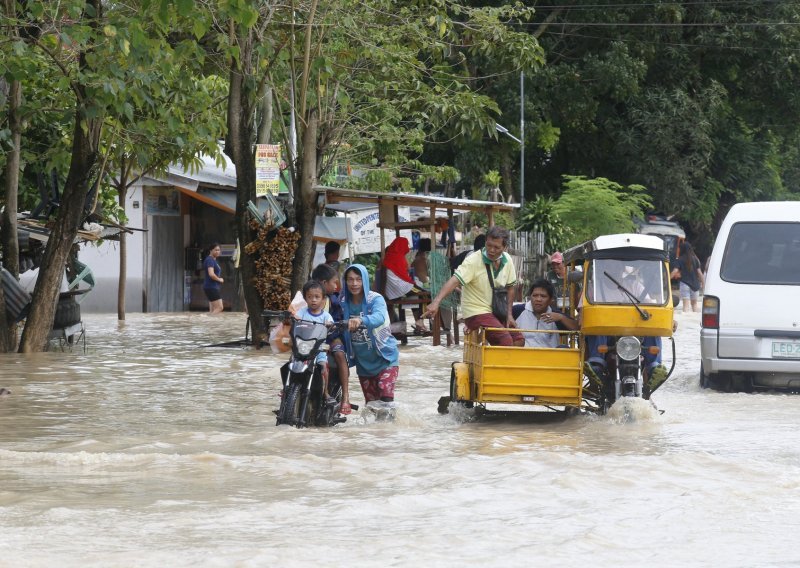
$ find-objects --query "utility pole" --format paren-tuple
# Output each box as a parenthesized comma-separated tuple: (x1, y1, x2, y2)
(520, 71, 525, 210)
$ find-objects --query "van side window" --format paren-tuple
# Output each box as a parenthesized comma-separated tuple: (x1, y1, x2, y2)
(720, 222, 800, 285)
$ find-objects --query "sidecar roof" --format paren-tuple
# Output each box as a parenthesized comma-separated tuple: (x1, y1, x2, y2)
(563, 233, 667, 263)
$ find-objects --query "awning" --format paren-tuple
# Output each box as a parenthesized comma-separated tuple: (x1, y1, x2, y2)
(315, 186, 519, 215)
(314, 215, 353, 243)
(177, 187, 275, 216)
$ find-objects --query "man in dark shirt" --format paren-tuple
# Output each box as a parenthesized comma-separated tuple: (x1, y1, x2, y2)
(450, 234, 486, 272)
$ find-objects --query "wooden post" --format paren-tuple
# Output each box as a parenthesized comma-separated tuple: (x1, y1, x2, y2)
(429, 205, 440, 346)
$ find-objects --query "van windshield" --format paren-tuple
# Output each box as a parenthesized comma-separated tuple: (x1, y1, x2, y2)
(721, 222, 800, 285)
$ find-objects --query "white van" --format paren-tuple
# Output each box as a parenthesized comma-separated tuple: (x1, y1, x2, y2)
(700, 201, 800, 391)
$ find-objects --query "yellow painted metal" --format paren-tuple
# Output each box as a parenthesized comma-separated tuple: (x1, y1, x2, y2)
(578, 258, 674, 337)
(581, 303, 674, 337)
(462, 329, 584, 406)
(452, 362, 471, 401)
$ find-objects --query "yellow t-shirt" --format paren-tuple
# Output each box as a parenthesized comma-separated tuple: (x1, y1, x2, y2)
(454, 250, 516, 319)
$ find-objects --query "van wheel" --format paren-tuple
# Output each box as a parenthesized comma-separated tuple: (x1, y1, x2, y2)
(700, 364, 709, 389)
(709, 371, 733, 392)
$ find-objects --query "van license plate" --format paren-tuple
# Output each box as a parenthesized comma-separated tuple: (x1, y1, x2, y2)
(771, 341, 800, 358)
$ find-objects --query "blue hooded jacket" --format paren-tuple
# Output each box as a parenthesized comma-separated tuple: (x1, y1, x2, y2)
(341, 264, 399, 375)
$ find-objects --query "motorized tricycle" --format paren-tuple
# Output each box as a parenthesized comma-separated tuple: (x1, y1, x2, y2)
(566, 233, 676, 413)
(443, 233, 675, 416)
(263, 310, 357, 427)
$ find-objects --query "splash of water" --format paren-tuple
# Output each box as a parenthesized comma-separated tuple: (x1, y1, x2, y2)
(445, 402, 480, 423)
(607, 396, 661, 424)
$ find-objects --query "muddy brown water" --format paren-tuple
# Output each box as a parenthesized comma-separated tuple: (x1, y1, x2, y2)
(1, 312, 799, 566)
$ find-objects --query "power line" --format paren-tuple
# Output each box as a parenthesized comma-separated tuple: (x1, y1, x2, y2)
(541, 28, 800, 53)
(522, 21, 800, 27)
(530, 0, 788, 8)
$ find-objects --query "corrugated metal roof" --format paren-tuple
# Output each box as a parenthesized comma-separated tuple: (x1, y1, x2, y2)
(167, 154, 237, 190)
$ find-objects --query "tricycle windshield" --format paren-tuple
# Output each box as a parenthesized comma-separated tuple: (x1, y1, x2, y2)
(586, 258, 669, 306)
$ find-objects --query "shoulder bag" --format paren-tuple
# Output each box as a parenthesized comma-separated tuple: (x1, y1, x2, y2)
(484, 262, 508, 322)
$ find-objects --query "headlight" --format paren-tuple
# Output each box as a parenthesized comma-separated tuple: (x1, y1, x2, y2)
(297, 339, 314, 356)
(616, 336, 641, 361)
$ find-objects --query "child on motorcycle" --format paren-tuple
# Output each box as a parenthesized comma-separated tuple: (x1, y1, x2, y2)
(311, 263, 352, 414)
(295, 280, 337, 407)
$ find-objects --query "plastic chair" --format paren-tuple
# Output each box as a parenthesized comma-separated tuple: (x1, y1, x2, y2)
(68, 261, 95, 303)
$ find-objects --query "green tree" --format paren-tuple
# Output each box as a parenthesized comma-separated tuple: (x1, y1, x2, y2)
(206, 0, 543, 342)
(553, 176, 652, 247)
(516, 195, 567, 252)
(486, 1, 800, 252)
(3, 0, 217, 351)
(102, 71, 227, 320)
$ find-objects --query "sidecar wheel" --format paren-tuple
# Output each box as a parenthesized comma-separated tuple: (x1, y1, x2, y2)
(450, 366, 473, 409)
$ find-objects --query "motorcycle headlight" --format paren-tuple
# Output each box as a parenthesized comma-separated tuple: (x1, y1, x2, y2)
(616, 336, 641, 361)
(297, 339, 315, 356)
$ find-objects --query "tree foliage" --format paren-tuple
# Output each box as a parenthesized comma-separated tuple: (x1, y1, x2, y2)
(0, 0, 228, 350)
(201, 0, 544, 303)
(553, 176, 653, 247)
(516, 195, 567, 252)
(457, 1, 800, 253)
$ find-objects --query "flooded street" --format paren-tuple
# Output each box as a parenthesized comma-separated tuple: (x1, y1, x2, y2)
(2, 311, 800, 567)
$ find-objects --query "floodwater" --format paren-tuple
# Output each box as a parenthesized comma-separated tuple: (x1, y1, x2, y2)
(1, 311, 800, 567)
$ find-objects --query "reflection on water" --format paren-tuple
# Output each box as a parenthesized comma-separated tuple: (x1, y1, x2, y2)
(1, 312, 800, 566)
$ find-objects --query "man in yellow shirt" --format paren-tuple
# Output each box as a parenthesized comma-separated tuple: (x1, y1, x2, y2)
(425, 226, 523, 346)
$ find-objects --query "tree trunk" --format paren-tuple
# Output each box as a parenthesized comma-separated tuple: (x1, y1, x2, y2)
(0, 75, 21, 351)
(117, 183, 128, 320)
(290, 110, 318, 295)
(500, 152, 515, 204)
(256, 86, 272, 144)
(1, 78, 21, 279)
(226, 68, 266, 347)
(18, 109, 100, 352)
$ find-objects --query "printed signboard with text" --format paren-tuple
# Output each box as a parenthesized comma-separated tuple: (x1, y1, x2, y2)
(255, 144, 281, 196)
(349, 207, 412, 255)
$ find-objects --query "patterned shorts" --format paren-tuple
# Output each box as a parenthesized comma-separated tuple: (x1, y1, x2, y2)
(358, 366, 399, 402)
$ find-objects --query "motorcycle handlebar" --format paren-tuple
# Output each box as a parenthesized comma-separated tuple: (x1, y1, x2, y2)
(262, 310, 292, 320)
(261, 311, 364, 331)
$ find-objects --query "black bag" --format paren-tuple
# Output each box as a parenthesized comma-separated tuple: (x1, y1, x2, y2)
(484, 263, 508, 322)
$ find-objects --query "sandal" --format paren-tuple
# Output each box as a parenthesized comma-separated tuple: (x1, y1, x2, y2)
(340, 402, 352, 415)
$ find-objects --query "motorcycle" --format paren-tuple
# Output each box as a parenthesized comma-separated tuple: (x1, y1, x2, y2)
(263, 310, 358, 428)
(563, 233, 677, 413)
(585, 334, 676, 412)
(443, 234, 676, 419)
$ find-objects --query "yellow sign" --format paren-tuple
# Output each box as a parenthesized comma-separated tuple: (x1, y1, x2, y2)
(255, 144, 281, 196)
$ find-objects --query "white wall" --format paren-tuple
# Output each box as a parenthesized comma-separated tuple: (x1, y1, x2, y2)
(79, 185, 146, 313)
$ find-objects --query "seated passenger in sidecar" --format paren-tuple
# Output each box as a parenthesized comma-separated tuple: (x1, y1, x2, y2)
(512, 278, 578, 349)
